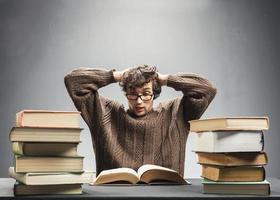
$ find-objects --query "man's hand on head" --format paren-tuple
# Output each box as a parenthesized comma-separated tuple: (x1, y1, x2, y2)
(113, 66, 169, 86)
(157, 72, 169, 86)
(113, 71, 123, 82)
(113, 68, 133, 82)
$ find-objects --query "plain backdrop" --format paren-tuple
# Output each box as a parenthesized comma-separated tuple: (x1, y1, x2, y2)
(0, 0, 280, 178)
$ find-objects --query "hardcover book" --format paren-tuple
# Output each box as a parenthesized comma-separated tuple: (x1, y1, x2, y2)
(189, 117, 269, 132)
(10, 127, 82, 143)
(192, 131, 264, 153)
(201, 165, 265, 182)
(14, 182, 82, 195)
(16, 110, 81, 128)
(14, 156, 84, 173)
(12, 142, 79, 157)
(197, 152, 268, 166)
(202, 179, 270, 195)
(9, 167, 94, 185)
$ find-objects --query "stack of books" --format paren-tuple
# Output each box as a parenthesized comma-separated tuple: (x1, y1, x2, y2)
(190, 117, 270, 195)
(9, 110, 94, 196)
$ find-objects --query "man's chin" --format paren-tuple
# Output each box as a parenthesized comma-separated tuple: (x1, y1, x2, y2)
(134, 111, 146, 117)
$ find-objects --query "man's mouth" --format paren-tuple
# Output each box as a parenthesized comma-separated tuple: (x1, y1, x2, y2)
(135, 107, 144, 112)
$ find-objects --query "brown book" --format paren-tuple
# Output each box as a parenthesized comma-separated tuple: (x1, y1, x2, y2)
(189, 117, 269, 132)
(202, 179, 270, 195)
(93, 164, 189, 185)
(16, 110, 81, 128)
(12, 142, 79, 157)
(14, 182, 82, 195)
(9, 127, 82, 143)
(201, 165, 265, 182)
(197, 152, 268, 166)
(15, 156, 84, 173)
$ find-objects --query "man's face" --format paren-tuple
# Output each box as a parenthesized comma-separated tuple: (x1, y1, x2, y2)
(126, 81, 154, 117)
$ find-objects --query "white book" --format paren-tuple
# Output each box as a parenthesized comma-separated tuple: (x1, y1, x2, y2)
(192, 131, 264, 153)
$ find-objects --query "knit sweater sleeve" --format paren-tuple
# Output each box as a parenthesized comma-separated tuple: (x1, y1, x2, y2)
(64, 67, 116, 127)
(167, 73, 217, 121)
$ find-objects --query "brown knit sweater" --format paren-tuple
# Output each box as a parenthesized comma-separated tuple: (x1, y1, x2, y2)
(64, 68, 216, 176)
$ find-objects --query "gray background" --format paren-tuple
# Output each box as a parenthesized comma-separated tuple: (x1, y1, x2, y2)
(0, 0, 279, 178)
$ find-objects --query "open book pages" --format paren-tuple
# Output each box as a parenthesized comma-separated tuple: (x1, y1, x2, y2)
(92, 164, 190, 185)
(93, 168, 139, 184)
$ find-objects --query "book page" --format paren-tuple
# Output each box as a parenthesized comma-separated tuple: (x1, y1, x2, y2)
(137, 164, 176, 177)
(98, 168, 138, 176)
(93, 168, 140, 185)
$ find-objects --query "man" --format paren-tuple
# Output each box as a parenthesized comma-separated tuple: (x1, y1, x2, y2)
(64, 65, 216, 176)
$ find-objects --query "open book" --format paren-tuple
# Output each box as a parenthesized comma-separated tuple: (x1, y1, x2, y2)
(92, 164, 189, 185)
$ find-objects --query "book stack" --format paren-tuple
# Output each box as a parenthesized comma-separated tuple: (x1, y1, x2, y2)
(190, 117, 271, 195)
(8, 110, 94, 196)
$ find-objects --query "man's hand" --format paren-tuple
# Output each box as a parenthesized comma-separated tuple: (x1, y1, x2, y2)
(157, 72, 169, 86)
(113, 71, 123, 82)
(113, 69, 128, 82)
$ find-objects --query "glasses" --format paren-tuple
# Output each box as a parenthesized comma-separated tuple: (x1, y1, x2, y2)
(126, 93, 154, 101)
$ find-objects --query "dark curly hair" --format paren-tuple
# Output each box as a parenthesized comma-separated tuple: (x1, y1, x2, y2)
(119, 65, 161, 99)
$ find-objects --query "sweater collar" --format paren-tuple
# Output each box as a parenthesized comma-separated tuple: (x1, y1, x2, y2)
(127, 108, 155, 120)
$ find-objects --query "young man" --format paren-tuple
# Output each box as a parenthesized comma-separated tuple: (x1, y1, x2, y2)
(64, 65, 216, 176)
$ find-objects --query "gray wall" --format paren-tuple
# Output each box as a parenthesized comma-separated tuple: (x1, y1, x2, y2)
(1, 0, 280, 178)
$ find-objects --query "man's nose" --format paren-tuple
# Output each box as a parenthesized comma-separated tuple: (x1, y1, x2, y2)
(136, 96, 143, 104)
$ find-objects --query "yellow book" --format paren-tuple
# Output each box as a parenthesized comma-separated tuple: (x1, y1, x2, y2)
(15, 156, 84, 173)
(201, 165, 265, 182)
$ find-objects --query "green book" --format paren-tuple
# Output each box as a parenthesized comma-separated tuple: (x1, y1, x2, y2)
(14, 181, 82, 196)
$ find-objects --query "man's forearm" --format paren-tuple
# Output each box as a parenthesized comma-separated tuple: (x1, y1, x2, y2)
(166, 73, 216, 94)
(65, 67, 116, 97)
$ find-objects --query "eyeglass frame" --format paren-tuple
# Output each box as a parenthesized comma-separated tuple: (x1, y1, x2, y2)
(126, 93, 154, 101)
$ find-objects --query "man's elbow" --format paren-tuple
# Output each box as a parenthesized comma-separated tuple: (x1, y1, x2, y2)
(209, 84, 217, 102)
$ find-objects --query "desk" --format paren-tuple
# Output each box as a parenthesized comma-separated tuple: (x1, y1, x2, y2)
(1, 178, 280, 199)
